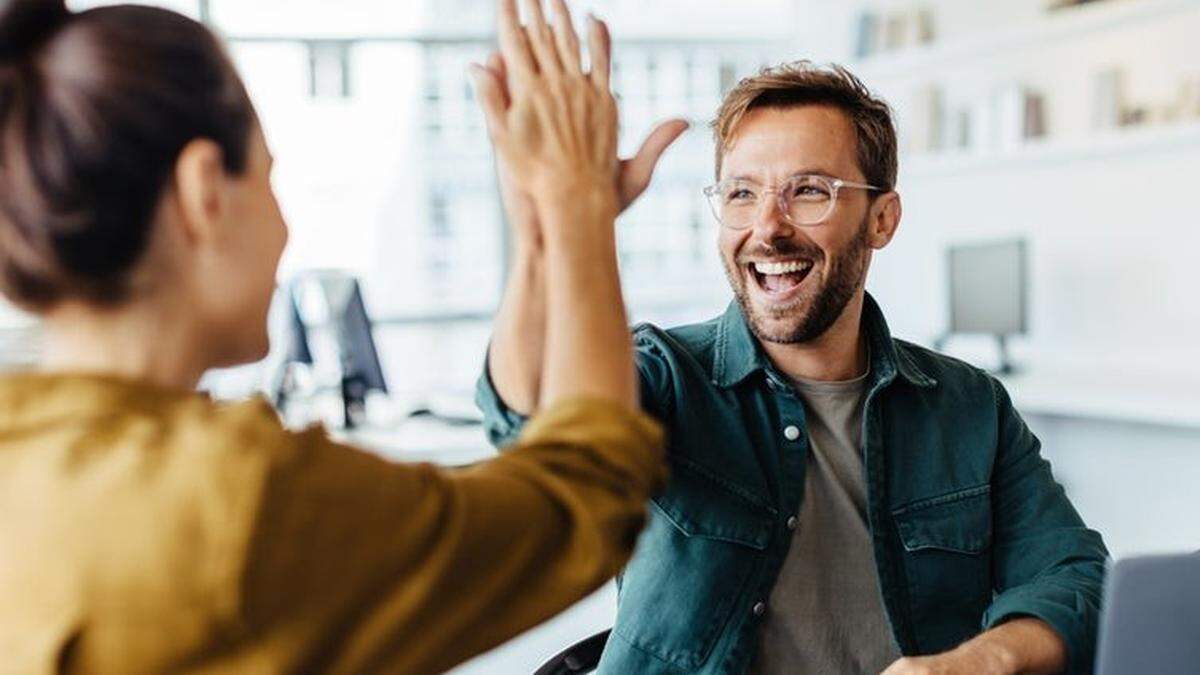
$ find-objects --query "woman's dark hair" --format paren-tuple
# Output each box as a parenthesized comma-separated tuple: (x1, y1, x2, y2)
(0, 0, 255, 310)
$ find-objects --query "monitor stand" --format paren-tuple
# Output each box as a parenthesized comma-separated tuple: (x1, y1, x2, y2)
(341, 373, 370, 429)
(995, 334, 1016, 375)
(932, 333, 1018, 375)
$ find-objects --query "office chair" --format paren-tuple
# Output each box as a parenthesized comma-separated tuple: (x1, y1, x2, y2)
(533, 629, 611, 675)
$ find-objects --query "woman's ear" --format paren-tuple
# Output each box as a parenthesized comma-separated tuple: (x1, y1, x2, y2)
(867, 191, 901, 250)
(171, 138, 228, 247)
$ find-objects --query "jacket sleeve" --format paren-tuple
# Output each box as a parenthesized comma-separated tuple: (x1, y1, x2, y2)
(476, 330, 673, 450)
(474, 348, 532, 448)
(238, 397, 665, 675)
(980, 378, 1109, 675)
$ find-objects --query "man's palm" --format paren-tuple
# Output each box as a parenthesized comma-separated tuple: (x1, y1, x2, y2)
(473, 52, 687, 233)
(617, 119, 691, 210)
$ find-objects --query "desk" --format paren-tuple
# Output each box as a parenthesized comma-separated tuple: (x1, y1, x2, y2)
(333, 416, 497, 466)
(998, 367, 1200, 430)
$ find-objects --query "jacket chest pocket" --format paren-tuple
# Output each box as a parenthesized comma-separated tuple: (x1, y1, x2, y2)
(610, 460, 774, 672)
(892, 484, 994, 652)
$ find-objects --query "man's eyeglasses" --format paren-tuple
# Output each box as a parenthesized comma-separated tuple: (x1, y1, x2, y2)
(702, 174, 883, 229)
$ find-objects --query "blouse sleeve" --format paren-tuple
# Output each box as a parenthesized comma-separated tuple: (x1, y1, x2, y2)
(235, 397, 665, 674)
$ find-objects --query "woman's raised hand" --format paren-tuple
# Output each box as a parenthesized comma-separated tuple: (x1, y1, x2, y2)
(473, 0, 621, 218)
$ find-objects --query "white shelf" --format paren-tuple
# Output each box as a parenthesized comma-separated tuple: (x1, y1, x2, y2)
(900, 120, 1200, 179)
(851, 0, 1200, 79)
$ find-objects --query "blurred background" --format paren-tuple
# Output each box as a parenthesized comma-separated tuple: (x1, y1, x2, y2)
(2, 0, 1198, 671)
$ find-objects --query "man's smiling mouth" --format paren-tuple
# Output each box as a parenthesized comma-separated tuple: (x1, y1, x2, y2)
(747, 259, 814, 297)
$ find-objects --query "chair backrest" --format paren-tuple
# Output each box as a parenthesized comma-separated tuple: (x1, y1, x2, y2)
(533, 629, 611, 675)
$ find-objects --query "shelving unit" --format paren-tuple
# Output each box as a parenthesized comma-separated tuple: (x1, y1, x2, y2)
(851, 0, 1199, 80)
(902, 119, 1200, 179)
(843, 0, 1200, 178)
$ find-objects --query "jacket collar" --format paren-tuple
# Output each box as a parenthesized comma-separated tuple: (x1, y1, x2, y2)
(710, 292, 937, 390)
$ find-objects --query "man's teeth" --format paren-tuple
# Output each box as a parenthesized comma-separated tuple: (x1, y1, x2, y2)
(752, 260, 812, 275)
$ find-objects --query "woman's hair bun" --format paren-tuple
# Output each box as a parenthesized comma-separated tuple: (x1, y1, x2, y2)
(0, 0, 70, 62)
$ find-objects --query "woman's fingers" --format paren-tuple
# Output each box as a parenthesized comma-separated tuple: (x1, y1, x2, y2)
(550, 0, 582, 75)
(484, 51, 511, 108)
(586, 14, 612, 92)
(468, 63, 508, 144)
(521, 0, 563, 78)
(498, 0, 535, 87)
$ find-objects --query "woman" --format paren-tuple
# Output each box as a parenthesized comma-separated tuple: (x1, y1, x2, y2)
(0, 0, 664, 672)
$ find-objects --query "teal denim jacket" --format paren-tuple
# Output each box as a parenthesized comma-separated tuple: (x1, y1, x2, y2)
(477, 294, 1108, 674)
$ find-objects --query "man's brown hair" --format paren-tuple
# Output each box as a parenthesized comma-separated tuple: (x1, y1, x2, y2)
(711, 60, 897, 192)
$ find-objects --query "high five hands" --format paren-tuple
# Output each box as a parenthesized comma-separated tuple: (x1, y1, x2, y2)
(469, 0, 688, 239)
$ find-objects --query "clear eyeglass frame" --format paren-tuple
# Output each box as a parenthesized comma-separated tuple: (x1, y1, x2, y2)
(701, 174, 883, 229)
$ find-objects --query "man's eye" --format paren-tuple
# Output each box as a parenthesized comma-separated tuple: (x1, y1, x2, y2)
(725, 188, 755, 203)
(791, 184, 830, 200)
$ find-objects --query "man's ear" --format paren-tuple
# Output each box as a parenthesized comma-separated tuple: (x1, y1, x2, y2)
(172, 139, 228, 246)
(866, 191, 901, 250)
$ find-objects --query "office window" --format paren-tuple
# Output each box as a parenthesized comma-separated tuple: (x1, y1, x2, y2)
(42, 0, 795, 395)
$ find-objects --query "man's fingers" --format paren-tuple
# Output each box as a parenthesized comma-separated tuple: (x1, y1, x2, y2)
(497, 0, 535, 83)
(468, 63, 508, 142)
(550, 0, 582, 75)
(521, 0, 562, 76)
(619, 119, 690, 206)
(586, 14, 611, 91)
(630, 119, 690, 174)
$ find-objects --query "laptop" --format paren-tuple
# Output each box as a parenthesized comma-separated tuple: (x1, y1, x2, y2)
(1095, 552, 1200, 675)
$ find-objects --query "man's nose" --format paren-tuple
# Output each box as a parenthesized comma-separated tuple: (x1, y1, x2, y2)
(749, 193, 794, 243)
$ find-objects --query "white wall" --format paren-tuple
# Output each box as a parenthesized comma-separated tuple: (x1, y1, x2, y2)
(789, 0, 1200, 561)
(788, 1, 1200, 375)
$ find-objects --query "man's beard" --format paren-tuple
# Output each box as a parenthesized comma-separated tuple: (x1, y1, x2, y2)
(724, 219, 870, 345)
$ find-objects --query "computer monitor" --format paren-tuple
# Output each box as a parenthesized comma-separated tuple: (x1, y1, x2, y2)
(946, 239, 1028, 373)
(283, 294, 313, 366)
(269, 292, 314, 410)
(290, 272, 387, 428)
(948, 239, 1028, 335)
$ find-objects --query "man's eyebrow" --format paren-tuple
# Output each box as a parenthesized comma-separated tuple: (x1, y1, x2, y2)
(723, 168, 838, 182)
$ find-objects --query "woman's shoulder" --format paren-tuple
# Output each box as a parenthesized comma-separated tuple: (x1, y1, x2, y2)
(0, 371, 314, 468)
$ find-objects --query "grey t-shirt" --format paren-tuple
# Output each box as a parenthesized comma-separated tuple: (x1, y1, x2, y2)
(750, 371, 902, 675)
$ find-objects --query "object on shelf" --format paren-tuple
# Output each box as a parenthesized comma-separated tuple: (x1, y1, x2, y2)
(952, 107, 972, 149)
(1129, 74, 1200, 127)
(1024, 91, 1047, 139)
(884, 13, 908, 50)
(907, 84, 946, 153)
(992, 84, 1047, 151)
(854, 11, 879, 59)
(1046, 0, 1113, 10)
(854, 5, 936, 59)
(914, 7, 937, 44)
(1178, 76, 1200, 120)
(1091, 67, 1126, 130)
(1119, 106, 1149, 127)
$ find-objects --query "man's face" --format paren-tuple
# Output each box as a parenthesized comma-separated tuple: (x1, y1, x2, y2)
(717, 104, 878, 345)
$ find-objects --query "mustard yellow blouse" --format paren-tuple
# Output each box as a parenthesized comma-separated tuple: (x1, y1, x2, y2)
(0, 373, 664, 674)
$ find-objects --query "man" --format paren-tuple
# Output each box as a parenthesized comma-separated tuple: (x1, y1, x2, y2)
(475, 47, 1108, 674)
